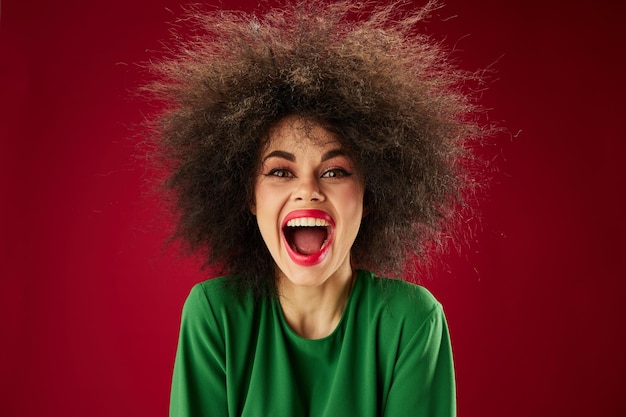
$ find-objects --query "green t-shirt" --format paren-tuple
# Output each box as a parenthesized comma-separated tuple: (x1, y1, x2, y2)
(170, 270, 455, 416)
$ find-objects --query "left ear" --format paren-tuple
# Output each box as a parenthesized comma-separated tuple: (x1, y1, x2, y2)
(249, 199, 256, 216)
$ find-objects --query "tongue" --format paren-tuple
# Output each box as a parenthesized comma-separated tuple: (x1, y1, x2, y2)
(292, 227, 327, 255)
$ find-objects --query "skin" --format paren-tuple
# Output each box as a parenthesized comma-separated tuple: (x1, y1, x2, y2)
(251, 116, 365, 339)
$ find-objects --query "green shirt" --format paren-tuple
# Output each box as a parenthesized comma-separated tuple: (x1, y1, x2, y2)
(170, 270, 456, 416)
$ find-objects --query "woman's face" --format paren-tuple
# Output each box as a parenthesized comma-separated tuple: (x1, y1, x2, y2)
(252, 116, 365, 288)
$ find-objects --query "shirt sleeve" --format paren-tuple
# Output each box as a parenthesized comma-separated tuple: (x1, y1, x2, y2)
(170, 284, 228, 417)
(382, 303, 456, 417)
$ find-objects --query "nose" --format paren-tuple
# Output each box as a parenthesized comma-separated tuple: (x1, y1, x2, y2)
(293, 176, 325, 202)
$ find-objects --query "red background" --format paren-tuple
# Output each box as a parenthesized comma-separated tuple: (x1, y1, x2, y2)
(1, 0, 624, 416)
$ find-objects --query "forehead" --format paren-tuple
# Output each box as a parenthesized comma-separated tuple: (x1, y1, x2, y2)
(262, 116, 341, 154)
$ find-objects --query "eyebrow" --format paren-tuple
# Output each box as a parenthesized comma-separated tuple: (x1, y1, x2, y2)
(262, 148, 347, 163)
(263, 150, 295, 162)
(321, 149, 347, 162)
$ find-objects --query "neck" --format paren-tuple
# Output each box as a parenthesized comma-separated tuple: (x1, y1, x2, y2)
(277, 265, 355, 340)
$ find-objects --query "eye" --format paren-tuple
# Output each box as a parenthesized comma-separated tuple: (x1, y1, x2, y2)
(265, 168, 294, 178)
(321, 168, 351, 178)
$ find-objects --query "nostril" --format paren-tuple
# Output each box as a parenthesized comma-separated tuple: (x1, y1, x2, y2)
(310, 190, 322, 201)
(293, 187, 323, 202)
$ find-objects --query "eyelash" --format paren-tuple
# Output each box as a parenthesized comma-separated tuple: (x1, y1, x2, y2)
(265, 168, 294, 178)
(321, 168, 351, 178)
(264, 167, 352, 179)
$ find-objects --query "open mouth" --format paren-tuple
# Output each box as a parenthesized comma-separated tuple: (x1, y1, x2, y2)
(284, 217, 331, 255)
(281, 210, 334, 266)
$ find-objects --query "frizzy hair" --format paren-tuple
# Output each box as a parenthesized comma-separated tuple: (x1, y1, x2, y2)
(143, 0, 490, 296)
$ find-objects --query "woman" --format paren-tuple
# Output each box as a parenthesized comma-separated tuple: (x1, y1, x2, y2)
(146, 1, 487, 415)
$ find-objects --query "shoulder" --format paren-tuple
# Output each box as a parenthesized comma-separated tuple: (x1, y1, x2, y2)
(189, 276, 236, 301)
(182, 276, 255, 324)
(354, 270, 447, 349)
(356, 269, 442, 320)
(188, 275, 251, 302)
(354, 270, 450, 360)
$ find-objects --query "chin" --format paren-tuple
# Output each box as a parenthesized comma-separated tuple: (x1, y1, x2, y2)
(276, 249, 352, 290)
(278, 263, 331, 288)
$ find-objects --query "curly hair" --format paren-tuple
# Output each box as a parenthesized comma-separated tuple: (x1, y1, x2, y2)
(144, 0, 489, 297)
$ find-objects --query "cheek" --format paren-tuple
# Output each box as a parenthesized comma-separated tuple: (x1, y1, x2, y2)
(342, 184, 365, 210)
(254, 184, 275, 210)
(253, 184, 283, 233)
(332, 186, 365, 228)
(252, 181, 271, 213)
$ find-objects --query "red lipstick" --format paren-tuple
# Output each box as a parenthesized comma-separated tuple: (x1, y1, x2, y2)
(281, 209, 335, 266)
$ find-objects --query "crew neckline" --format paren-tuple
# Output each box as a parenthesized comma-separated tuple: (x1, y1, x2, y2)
(273, 270, 365, 342)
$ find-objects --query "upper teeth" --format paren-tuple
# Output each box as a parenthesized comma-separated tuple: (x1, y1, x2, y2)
(286, 217, 330, 227)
